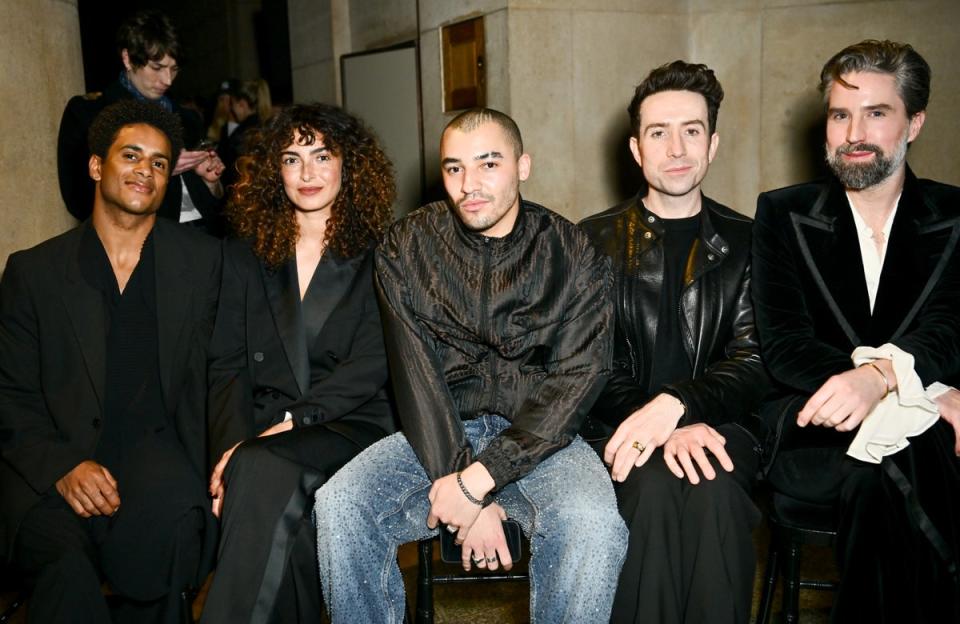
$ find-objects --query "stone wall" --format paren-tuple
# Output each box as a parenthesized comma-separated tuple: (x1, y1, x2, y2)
(0, 0, 83, 269)
(285, 0, 960, 221)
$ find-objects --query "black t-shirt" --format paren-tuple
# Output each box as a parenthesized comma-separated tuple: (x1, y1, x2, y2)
(646, 212, 700, 395)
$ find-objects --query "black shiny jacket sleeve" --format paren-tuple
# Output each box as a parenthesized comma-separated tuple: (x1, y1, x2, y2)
(374, 234, 470, 482)
(473, 238, 614, 487)
(665, 262, 766, 426)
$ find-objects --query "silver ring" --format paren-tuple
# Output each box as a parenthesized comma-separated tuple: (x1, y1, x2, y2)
(471, 554, 484, 563)
(486, 556, 498, 563)
(445, 524, 458, 534)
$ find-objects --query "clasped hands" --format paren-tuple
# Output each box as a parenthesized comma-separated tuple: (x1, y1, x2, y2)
(426, 462, 513, 572)
(604, 392, 734, 485)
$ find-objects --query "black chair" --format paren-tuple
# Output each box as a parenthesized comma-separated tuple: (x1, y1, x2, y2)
(755, 492, 839, 624)
(413, 537, 529, 624)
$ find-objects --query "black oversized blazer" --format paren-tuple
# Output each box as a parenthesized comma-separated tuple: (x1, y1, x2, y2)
(752, 167, 960, 454)
(0, 219, 222, 560)
(206, 240, 394, 465)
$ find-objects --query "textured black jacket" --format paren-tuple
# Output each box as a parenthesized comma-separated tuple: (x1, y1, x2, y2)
(579, 194, 768, 437)
(374, 199, 613, 489)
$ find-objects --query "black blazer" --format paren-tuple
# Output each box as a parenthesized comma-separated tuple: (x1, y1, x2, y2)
(0, 219, 222, 560)
(57, 80, 222, 231)
(207, 240, 395, 464)
(752, 167, 960, 451)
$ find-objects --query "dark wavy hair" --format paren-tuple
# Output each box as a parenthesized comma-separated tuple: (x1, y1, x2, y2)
(228, 103, 396, 267)
(628, 60, 724, 136)
(88, 99, 184, 164)
(116, 10, 181, 67)
(819, 40, 930, 117)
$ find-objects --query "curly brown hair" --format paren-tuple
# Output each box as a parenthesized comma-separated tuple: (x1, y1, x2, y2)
(227, 103, 396, 267)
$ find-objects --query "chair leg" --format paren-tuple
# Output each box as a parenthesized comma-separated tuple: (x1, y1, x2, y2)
(181, 587, 197, 624)
(755, 543, 779, 624)
(415, 540, 434, 624)
(780, 541, 802, 624)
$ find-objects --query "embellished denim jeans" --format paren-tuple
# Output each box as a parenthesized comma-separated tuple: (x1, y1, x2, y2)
(314, 413, 627, 623)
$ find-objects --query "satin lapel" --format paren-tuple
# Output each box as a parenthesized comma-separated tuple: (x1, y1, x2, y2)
(154, 221, 193, 411)
(306, 254, 359, 343)
(261, 259, 310, 396)
(790, 184, 870, 346)
(874, 181, 960, 342)
(62, 225, 106, 410)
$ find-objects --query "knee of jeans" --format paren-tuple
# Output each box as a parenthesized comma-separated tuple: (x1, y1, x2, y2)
(552, 493, 627, 543)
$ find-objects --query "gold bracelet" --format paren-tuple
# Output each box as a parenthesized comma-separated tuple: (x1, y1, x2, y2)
(865, 362, 891, 396)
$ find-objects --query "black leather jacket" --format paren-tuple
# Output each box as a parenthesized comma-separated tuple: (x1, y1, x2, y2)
(375, 199, 613, 489)
(579, 194, 768, 439)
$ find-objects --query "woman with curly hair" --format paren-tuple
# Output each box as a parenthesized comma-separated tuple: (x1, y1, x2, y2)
(201, 103, 397, 623)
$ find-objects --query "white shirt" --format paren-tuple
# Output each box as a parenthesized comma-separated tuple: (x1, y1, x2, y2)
(179, 177, 203, 224)
(847, 192, 899, 313)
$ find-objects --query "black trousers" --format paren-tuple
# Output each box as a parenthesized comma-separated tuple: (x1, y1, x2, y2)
(598, 422, 762, 624)
(12, 433, 213, 624)
(200, 422, 385, 624)
(767, 419, 960, 624)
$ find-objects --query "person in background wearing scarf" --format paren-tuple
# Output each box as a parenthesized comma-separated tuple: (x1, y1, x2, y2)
(57, 9, 227, 236)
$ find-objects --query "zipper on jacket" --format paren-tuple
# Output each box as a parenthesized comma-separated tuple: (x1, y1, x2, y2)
(480, 238, 499, 408)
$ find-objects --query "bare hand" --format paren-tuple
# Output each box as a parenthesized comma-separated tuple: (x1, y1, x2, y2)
(798, 365, 888, 431)
(662, 423, 734, 485)
(460, 503, 513, 572)
(209, 442, 240, 518)
(426, 463, 493, 538)
(173, 149, 211, 176)
(604, 393, 684, 482)
(934, 388, 960, 456)
(55, 460, 121, 518)
(195, 153, 225, 184)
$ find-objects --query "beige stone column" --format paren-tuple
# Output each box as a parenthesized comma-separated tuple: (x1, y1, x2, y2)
(0, 0, 82, 269)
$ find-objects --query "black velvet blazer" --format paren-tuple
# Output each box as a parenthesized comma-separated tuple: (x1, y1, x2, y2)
(752, 167, 960, 451)
(207, 240, 395, 465)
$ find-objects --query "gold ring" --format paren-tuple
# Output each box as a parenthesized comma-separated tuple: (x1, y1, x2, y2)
(631, 440, 645, 453)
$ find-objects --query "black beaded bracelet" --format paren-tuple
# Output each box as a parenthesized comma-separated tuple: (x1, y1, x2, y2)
(456, 471, 484, 506)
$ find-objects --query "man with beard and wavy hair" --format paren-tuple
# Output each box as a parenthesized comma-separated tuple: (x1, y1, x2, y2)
(753, 40, 960, 622)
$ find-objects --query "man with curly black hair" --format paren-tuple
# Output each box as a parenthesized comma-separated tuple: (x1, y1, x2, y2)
(0, 99, 221, 624)
(57, 9, 226, 234)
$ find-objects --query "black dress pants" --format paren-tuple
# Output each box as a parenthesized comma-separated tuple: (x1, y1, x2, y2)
(602, 422, 762, 624)
(200, 422, 385, 624)
(13, 433, 212, 624)
(767, 419, 960, 624)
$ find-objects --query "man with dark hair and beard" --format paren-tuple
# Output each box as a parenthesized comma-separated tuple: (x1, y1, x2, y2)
(753, 40, 960, 622)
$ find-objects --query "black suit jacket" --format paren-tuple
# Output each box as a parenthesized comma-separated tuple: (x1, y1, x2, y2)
(0, 219, 222, 560)
(753, 167, 960, 452)
(57, 80, 222, 230)
(207, 240, 395, 465)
